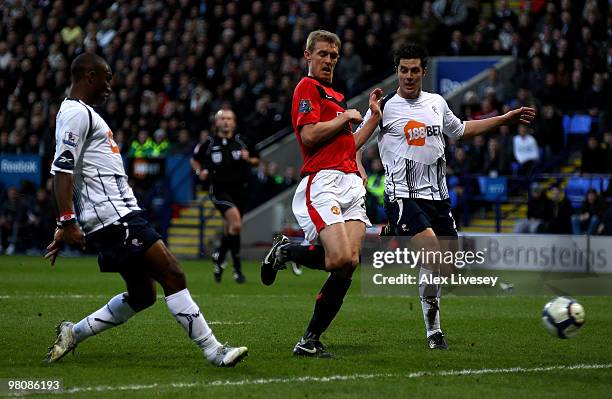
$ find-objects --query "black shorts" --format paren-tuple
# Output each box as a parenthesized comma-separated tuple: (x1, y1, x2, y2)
(86, 211, 161, 272)
(210, 185, 243, 215)
(384, 198, 458, 237)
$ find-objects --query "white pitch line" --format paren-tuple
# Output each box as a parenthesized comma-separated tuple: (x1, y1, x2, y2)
(3, 363, 611, 397)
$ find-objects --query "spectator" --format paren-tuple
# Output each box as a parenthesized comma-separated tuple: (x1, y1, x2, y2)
(483, 137, 508, 176)
(23, 188, 56, 252)
(282, 166, 297, 189)
(447, 30, 468, 56)
(473, 98, 499, 120)
(151, 129, 170, 158)
(336, 42, 363, 97)
(447, 146, 471, 178)
(0, 187, 24, 254)
(514, 184, 551, 233)
(536, 103, 563, 160)
(493, 0, 518, 28)
(460, 91, 480, 121)
(432, 0, 468, 32)
(480, 68, 507, 103)
(60, 17, 83, 45)
(0, 130, 15, 154)
(170, 129, 195, 156)
(513, 125, 539, 175)
(265, 162, 283, 198)
(542, 185, 573, 234)
(597, 205, 612, 236)
(581, 136, 606, 174)
(365, 158, 385, 224)
(469, 135, 486, 172)
(602, 131, 612, 173)
(571, 189, 606, 235)
(128, 130, 154, 158)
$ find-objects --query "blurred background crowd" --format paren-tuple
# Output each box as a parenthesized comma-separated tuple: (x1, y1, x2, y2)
(1, 0, 611, 253)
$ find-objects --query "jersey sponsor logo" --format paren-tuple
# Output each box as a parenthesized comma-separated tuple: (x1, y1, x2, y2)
(212, 152, 222, 164)
(107, 131, 120, 154)
(53, 150, 75, 170)
(298, 99, 313, 114)
(62, 131, 78, 147)
(403, 120, 442, 147)
(331, 205, 341, 215)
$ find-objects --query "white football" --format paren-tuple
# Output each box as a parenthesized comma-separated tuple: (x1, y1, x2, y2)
(542, 296, 585, 339)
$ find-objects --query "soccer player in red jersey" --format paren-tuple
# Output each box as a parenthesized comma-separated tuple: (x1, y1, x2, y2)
(261, 30, 382, 357)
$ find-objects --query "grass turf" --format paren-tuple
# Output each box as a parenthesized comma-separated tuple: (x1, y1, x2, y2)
(0, 255, 611, 398)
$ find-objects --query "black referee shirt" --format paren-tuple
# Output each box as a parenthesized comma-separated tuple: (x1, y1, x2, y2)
(192, 134, 257, 189)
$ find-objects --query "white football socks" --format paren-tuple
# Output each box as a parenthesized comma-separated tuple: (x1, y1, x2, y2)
(72, 293, 136, 343)
(419, 267, 442, 338)
(165, 288, 221, 359)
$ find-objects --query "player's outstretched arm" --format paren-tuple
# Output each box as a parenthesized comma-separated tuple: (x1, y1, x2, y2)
(45, 172, 86, 265)
(462, 106, 536, 140)
(300, 109, 363, 147)
(354, 88, 383, 150)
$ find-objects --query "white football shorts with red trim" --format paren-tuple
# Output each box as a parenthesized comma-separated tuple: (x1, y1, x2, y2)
(292, 170, 371, 243)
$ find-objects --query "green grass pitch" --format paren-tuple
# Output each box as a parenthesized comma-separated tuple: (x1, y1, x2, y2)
(1, 255, 611, 398)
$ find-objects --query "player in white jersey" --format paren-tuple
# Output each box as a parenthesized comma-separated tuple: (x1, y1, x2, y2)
(360, 44, 535, 349)
(45, 53, 248, 367)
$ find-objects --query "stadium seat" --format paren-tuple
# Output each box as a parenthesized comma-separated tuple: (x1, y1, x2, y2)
(477, 176, 508, 202)
(562, 114, 592, 144)
(564, 177, 607, 208)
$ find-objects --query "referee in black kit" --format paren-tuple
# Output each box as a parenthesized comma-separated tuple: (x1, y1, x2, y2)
(191, 109, 259, 283)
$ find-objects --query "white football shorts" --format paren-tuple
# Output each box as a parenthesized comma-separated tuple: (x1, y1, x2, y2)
(292, 170, 371, 243)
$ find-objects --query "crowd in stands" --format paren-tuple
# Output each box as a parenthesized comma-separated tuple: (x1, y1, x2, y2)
(514, 183, 612, 235)
(1, 1, 612, 252)
(0, 183, 56, 254)
(1, 0, 398, 166)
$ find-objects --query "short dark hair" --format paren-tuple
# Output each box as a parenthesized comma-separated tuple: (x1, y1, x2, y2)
(70, 53, 107, 81)
(394, 44, 428, 69)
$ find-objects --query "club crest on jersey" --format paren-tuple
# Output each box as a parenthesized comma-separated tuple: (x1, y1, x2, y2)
(330, 205, 341, 215)
(232, 150, 241, 160)
(298, 99, 313, 114)
(403, 120, 441, 147)
(212, 152, 222, 164)
(62, 131, 78, 147)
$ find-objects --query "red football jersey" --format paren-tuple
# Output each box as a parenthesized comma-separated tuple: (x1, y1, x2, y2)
(291, 76, 358, 177)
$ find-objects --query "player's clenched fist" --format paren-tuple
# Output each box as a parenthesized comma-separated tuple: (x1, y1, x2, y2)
(342, 109, 363, 124)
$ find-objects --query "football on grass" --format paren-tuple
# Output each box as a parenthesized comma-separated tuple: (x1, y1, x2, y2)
(542, 297, 585, 339)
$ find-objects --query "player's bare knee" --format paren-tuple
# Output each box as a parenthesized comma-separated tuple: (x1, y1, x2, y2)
(418, 236, 441, 254)
(229, 221, 242, 235)
(325, 251, 352, 271)
(162, 254, 187, 290)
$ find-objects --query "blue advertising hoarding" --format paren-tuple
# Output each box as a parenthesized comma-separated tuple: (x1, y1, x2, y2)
(436, 57, 501, 96)
(0, 155, 42, 188)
